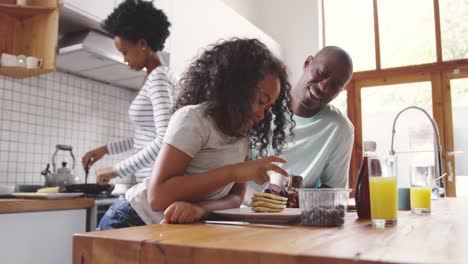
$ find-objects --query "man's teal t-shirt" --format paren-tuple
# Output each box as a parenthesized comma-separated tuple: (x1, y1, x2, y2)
(250, 104, 354, 190)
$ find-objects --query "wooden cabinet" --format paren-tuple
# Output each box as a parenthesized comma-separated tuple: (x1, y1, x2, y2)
(0, 0, 60, 78)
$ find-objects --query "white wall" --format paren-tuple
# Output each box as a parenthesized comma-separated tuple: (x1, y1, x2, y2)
(221, 0, 257, 23)
(222, 0, 321, 84)
(164, 0, 281, 77)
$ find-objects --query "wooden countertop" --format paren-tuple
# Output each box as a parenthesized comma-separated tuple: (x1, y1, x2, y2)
(73, 198, 467, 264)
(0, 198, 94, 213)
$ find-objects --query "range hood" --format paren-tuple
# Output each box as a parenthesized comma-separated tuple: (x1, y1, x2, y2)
(57, 7, 169, 90)
(58, 30, 170, 91)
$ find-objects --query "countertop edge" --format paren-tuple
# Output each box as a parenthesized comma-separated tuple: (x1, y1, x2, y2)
(0, 198, 95, 213)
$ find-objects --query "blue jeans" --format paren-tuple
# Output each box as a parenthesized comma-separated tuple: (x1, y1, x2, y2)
(98, 197, 145, 230)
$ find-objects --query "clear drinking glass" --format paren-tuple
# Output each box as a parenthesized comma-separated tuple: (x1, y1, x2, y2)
(368, 155, 398, 228)
(410, 165, 432, 214)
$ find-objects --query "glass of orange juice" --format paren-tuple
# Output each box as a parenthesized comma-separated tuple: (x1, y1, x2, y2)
(368, 155, 398, 228)
(410, 165, 432, 214)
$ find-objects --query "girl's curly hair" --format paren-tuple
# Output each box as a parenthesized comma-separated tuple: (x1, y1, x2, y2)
(103, 0, 170, 52)
(174, 38, 295, 157)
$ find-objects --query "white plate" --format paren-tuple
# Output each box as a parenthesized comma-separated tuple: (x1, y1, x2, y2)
(12, 192, 84, 200)
(213, 207, 301, 223)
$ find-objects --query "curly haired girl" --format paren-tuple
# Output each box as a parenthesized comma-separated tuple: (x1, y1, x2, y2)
(99, 38, 295, 229)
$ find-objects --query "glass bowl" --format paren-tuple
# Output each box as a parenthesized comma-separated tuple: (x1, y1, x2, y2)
(296, 188, 351, 212)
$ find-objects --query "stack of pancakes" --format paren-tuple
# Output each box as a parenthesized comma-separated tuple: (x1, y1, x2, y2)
(251, 193, 288, 213)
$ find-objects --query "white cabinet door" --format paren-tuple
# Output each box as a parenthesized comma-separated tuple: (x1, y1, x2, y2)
(64, 0, 116, 21)
(0, 209, 87, 264)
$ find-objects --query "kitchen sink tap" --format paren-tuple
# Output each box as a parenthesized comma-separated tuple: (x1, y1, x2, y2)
(389, 106, 445, 198)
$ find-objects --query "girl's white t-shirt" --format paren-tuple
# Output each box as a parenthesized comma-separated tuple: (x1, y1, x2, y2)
(125, 103, 250, 224)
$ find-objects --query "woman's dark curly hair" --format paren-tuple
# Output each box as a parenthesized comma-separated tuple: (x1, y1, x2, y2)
(103, 0, 170, 51)
(174, 38, 295, 157)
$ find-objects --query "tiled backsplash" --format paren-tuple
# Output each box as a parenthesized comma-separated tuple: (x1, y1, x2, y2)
(0, 72, 137, 187)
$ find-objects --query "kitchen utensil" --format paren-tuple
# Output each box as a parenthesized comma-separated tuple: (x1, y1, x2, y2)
(0, 184, 14, 198)
(398, 187, 411, 210)
(204, 220, 287, 229)
(410, 166, 435, 215)
(16, 55, 27, 68)
(26, 56, 42, 69)
(42, 145, 78, 187)
(14, 184, 44, 192)
(65, 156, 114, 195)
(64, 183, 114, 195)
(0, 184, 14, 195)
(84, 164, 89, 184)
(212, 207, 301, 223)
(12, 192, 84, 199)
(83, 156, 95, 184)
(432, 173, 447, 183)
(1, 53, 18, 67)
(297, 188, 351, 212)
(368, 155, 398, 228)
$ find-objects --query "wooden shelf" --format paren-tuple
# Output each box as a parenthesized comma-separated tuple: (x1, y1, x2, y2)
(0, 66, 55, 78)
(0, 0, 58, 79)
(0, 3, 54, 17)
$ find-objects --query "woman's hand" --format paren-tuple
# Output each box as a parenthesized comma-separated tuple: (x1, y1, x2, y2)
(231, 156, 288, 185)
(161, 201, 207, 224)
(82, 146, 108, 170)
(96, 167, 117, 185)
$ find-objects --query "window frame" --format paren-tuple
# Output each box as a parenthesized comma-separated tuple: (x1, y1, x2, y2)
(322, 0, 468, 197)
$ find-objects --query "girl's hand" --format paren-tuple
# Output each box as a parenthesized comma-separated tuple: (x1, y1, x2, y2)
(231, 156, 288, 185)
(161, 201, 207, 224)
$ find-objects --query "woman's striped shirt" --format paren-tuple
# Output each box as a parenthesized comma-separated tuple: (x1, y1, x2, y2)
(107, 65, 178, 183)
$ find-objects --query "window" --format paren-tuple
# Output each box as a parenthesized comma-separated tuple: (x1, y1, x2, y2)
(440, 0, 468, 61)
(378, 0, 437, 68)
(331, 90, 347, 115)
(323, 0, 375, 71)
(323, 0, 468, 196)
(451, 78, 468, 196)
(361, 82, 433, 186)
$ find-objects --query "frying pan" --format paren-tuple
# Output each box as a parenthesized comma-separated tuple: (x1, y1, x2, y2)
(64, 183, 114, 195)
(64, 160, 114, 195)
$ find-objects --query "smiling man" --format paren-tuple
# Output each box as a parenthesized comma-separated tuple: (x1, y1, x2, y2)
(245, 46, 354, 205)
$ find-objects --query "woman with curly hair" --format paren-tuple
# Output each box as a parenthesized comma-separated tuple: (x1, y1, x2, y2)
(81, 0, 179, 189)
(99, 38, 295, 229)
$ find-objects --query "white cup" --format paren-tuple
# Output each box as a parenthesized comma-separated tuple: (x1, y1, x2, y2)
(17, 0, 27, 6)
(1, 53, 18, 67)
(16, 54, 27, 68)
(26, 56, 43, 69)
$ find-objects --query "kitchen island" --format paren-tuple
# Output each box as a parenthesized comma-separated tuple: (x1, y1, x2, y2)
(73, 198, 467, 264)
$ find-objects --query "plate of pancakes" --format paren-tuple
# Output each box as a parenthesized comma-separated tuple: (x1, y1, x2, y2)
(213, 193, 301, 223)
